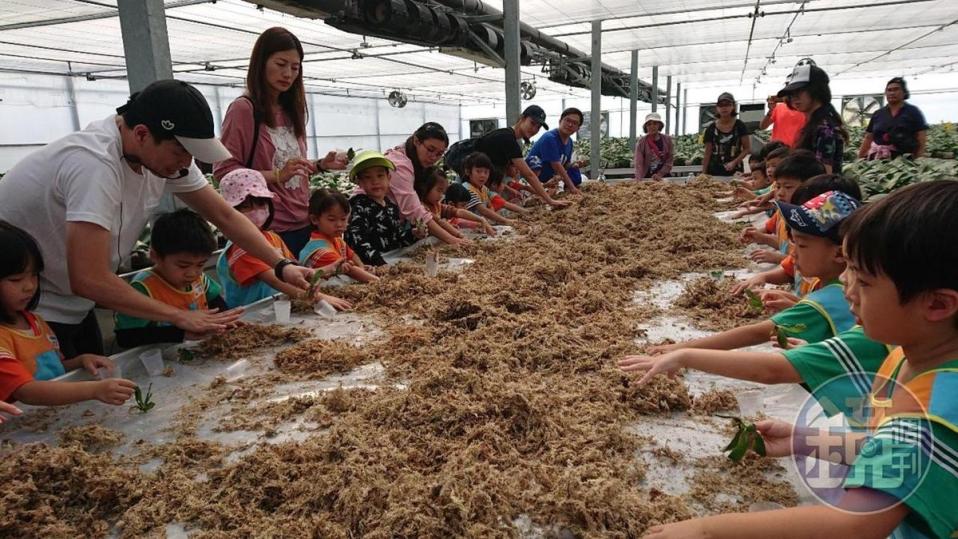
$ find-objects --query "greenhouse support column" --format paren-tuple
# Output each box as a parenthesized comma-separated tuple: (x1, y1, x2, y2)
(628, 49, 638, 152)
(117, 0, 173, 93)
(675, 82, 682, 135)
(590, 19, 601, 180)
(665, 75, 672, 134)
(651, 66, 658, 113)
(682, 87, 688, 134)
(374, 98, 383, 152)
(64, 74, 81, 131)
(503, 0, 521, 125)
(310, 93, 321, 159)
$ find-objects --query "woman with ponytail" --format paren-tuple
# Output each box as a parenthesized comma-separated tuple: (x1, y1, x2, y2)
(777, 61, 848, 174)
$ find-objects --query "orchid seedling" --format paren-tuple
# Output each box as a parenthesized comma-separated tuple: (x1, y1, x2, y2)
(774, 323, 807, 349)
(718, 415, 766, 462)
(743, 289, 764, 314)
(132, 384, 156, 414)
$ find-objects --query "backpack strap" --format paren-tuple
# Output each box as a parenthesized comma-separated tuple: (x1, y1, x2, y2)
(239, 95, 262, 168)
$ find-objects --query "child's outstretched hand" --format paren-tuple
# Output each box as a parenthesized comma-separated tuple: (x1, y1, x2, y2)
(320, 294, 352, 311)
(619, 351, 685, 385)
(0, 401, 23, 423)
(759, 289, 799, 313)
(76, 354, 114, 376)
(755, 419, 797, 457)
(730, 276, 765, 296)
(481, 222, 497, 236)
(749, 248, 784, 264)
(641, 518, 708, 539)
(739, 226, 759, 244)
(95, 379, 136, 405)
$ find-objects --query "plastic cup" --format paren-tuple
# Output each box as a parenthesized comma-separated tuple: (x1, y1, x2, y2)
(425, 252, 438, 277)
(314, 299, 337, 318)
(97, 363, 122, 380)
(139, 349, 165, 377)
(274, 298, 291, 324)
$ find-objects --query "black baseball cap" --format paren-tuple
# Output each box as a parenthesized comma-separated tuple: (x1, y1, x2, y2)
(778, 64, 830, 97)
(717, 92, 736, 105)
(522, 105, 549, 130)
(116, 80, 231, 163)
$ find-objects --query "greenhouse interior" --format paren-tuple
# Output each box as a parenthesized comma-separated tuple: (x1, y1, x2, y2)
(1, 0, 958, 537)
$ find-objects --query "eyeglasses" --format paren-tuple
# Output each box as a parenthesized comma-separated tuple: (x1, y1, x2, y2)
(422, 143, 446, 158)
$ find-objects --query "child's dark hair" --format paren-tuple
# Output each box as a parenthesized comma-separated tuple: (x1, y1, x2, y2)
(463, 152, 493, 174)
(445, 183, 472, 204)
(774, 149, 825, 183)
(415, 167, 449, 202)
(308, 188, 350, 217)
(764, 146, 790, 162)
(0, 221, 44, 322)
(759, 140, 789, 160)
(793, 174, 862, 205)
(842, 180, 958, 304)
(751, 161, 766, 176)
(151, 209, 217, 257)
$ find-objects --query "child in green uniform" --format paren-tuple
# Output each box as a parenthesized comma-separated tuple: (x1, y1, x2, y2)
(651, 190, 861, 354)
(641, 181, 958, 539)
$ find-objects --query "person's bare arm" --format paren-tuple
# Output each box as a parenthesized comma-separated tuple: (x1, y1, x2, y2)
(702, 143, 714, 174)
(643, 497, 907, 539)
(476, 204, 513, 226)
(915, 130, 928, 157)
(620, 348, 801, 385)
(514, 158, 566, 206)
(176, 185, 311, 289)
(858, 132, 874, 158)
(426, 216, 469, 245)
(651, 320, 776, 353)
(66, 222, 242, 333)
(549, 161, 580, 194)
(13, 378, 136, 406)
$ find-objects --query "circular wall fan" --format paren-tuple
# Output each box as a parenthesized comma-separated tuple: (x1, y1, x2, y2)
(841, 95, 883, 128)
(387, 90, 408, 108)
(520, 80, 537, 100)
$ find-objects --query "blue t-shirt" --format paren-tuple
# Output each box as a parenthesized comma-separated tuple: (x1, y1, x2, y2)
(525, 129, 573, 183)
(866, 103, 928, 155)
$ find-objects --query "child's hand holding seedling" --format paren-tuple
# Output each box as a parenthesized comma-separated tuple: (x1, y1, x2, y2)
(754, 419, 798, 458)
(758, 289, 799, 313)
(743, 289, 765, 314)
(771, 323, 808, 349)
(719, 416, 767, 462)
(95, 378, 136, 405)
(749, 248, 785, 264)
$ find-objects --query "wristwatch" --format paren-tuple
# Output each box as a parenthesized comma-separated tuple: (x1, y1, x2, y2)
(274, 258, 295, 282)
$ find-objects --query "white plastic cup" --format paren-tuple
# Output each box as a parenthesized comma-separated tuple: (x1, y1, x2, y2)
(274, 298, 292, 324)
(97, 364, 122, 380)
(139, 349, 164, 377)
(425, 252, 438, 277)
(314, 299, 337, 318)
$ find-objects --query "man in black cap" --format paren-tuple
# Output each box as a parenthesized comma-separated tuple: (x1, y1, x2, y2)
(461, 105, 569, 208)
(0, 80, 314, 358)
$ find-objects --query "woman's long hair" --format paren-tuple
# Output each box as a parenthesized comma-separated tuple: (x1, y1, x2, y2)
(246, 27, 307, 139)
(796, 81, 849, 150)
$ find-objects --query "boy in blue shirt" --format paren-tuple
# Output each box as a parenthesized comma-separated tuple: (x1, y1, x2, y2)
(641, 180, 958, 539)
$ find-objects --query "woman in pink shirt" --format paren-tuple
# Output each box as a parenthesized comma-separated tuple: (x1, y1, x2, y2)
(214, 27, 345, 256)
(374, 123, 471, 246)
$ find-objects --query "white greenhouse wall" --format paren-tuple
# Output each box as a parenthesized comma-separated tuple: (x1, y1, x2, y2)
(0, 73, 462, 172)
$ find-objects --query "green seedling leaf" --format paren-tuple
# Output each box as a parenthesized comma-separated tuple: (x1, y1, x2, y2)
(709, 270, 725, 280)
(743, 289, 764, 313)
(132, 383, 156, 414)
(177, 348, 195, 362)
(346, 147, 356, 161)
(720, 416, 765, 462)
(774, 323, 807, 349)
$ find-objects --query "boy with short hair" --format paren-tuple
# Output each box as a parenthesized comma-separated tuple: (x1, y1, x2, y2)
(345, 150, 425, 266)
(640, 180, 958, 539)
(460, 152, 517, 227)
(114, 209, 228, 347)
(653, 190, 860, 354)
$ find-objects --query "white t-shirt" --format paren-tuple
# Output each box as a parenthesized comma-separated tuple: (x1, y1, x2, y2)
(0, 115, 208, 324)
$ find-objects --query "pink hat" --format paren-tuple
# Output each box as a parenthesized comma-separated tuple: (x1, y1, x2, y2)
(219, 169, 274, 207)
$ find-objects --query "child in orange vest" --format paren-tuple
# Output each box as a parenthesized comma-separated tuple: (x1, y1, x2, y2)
(114, 209, 234, 348)
(299, 188, 379, 283)
(0, 221, 134, 407)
